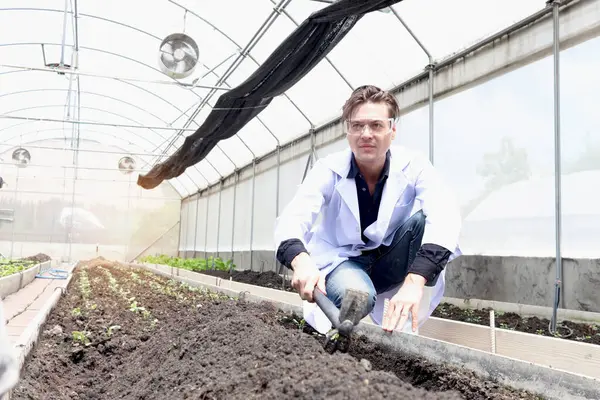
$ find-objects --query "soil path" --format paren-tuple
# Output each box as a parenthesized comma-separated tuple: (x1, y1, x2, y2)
(13, 259, 539, 399)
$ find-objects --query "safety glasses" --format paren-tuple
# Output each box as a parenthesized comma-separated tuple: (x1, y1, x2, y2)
(344, 118, 396, 136)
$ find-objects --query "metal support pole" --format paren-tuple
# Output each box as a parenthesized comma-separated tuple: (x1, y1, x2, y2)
(176, 210, 182, 258)
(249, 160, 256, 271)
(214, 180, 223, 269)
(204, 191, 209, 261)
(9, 166, 20, 260)
(180, 201, 188, 258)
(274, 145, 283, 284)
(389, 6, 435, 163)
(302, 129, 318, 182)
(192, 194, 200, 258)
(230, 170, 238, 274)
(549, 0, 563, 336)
(427, 64, 435, 164)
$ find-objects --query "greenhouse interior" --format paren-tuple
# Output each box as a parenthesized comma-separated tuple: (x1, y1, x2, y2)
(0, 0, 599, 399)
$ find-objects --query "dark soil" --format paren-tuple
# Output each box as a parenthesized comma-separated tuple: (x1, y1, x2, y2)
(203, 269, 599, 347)
(202, 269, 295, 292)
(280, 319, 541, 400)
(11, 258, 542, 400)
(432, 303, 600, 346)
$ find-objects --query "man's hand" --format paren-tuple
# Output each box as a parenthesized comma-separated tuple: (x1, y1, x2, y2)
(382, 273, 426, 332)
(290, 252, 326, 302)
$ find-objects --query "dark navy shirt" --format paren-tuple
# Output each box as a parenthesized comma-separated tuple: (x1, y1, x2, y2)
(347, 150, 390, 244)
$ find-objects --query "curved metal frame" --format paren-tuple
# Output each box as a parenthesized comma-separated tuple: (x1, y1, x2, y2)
(0, 134, 210, 197)
(0, 136, 193, 197)
(0, 104, 202, 195)
(0, 7, 315, 180)
(0, 42, 276, 186)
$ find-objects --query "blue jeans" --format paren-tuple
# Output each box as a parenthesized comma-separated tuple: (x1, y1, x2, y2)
(325, 210, 426, 313)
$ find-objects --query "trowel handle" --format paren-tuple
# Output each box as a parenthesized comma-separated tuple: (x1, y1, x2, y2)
(313, 288, 340, 328)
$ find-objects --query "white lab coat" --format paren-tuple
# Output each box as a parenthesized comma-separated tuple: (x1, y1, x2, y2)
(274, 145, 462, 334)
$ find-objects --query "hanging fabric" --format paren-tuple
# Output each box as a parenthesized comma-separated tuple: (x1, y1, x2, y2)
(137, 0, 403, 189)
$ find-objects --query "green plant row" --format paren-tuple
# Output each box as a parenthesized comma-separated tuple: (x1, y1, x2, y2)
(139, 254, 235, 273)
(0, 259, 36, 278)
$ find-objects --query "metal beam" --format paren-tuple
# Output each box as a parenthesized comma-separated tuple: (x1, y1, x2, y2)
(0, 114, 198, 132)
(0, 62, 229, 91)
(388, 5, 435, 164)
(0, 89, 170, 126)
(549, 0, 563, 336)
(0, 130, 165, 157)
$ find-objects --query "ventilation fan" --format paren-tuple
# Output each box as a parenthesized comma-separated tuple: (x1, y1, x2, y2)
(118, 156, 136, 174)
(12, 148, 31, 168)
(158, 33, 199, 79)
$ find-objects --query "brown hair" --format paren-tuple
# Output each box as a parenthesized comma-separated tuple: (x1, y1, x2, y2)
(342, 85, 400, 121)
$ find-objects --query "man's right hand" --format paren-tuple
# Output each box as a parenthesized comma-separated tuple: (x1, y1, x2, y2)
(290, 252, 326, 302)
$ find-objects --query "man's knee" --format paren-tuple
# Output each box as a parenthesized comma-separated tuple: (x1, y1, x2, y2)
(326, 269, 376, 311)
(406, 210, 426, 232)
(340, 285, 377, 313)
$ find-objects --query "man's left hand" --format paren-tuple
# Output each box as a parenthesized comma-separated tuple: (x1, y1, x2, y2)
(382, 273, 426, 332)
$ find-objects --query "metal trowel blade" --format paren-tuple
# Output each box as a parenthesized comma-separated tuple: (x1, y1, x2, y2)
(338, 288, 371, 325)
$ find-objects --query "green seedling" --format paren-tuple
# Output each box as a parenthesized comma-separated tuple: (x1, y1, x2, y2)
(129, 300, 146, 313)
(71, 307, 82, 317)
(72, 330, 90, 346)
(106, 325, 121, 336)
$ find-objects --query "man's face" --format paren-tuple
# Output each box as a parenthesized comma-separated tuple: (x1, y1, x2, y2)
(345, 102, 396, 164)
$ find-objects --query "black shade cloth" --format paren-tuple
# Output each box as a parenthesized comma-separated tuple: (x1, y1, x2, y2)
(137, 0, 404, 190)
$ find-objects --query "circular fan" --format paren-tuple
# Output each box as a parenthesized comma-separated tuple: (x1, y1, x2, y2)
(12, 148, 31, 168)
(158, 33, 199, 79)
(118, 156, 136, 174)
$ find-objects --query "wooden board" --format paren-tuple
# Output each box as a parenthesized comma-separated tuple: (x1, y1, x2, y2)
(495, 328, 600, 380)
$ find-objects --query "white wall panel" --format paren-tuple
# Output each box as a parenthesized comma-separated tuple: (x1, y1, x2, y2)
(205, 192, 220, 252)
(217, 185, 235, 253)
(233, 177, 252, 250)
(252, 167, 277, 250)
(317, 138, 347, 158)
(194, 196, 208, 253)
(185, 197, 198, 251)
(277, 155, 307, 215)
(178, 200, 188, 252)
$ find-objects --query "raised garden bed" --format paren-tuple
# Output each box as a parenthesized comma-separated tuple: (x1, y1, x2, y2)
(196, 267, 599, 347)
(201, 269, 294, 292)
(11, 258, 542, 400)
(432, 303, 600, 346)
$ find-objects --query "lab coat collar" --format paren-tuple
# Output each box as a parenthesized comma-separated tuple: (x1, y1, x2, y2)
(322, 146, 410, 240)
(347, 149, 391, 182)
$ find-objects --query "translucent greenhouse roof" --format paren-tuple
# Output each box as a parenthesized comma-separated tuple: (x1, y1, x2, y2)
(0, 0, 544, 197)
